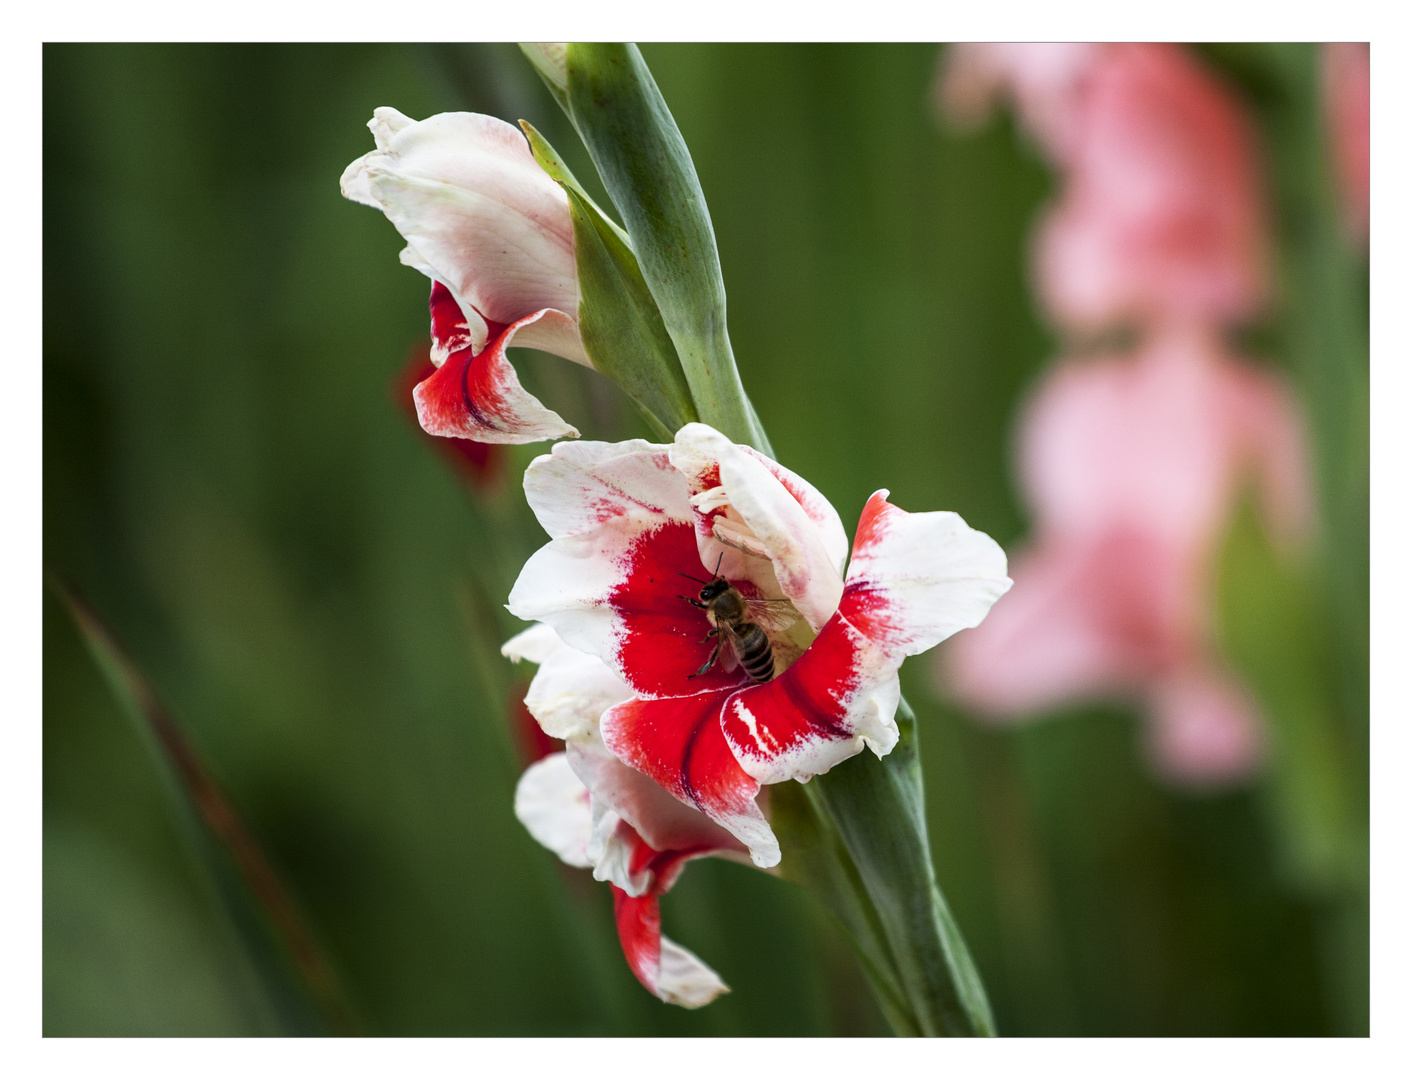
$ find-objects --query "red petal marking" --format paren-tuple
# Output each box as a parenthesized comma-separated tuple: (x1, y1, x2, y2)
(428, 281, 477, 362)
(835, 492, 907, 649)
(601, 691, 761, 829)
(721, 612, 864, 773)
(413, 314, 551, 441)
(393, 347, 505, 491)
(612, 885, 665, 997)
(608, 521, 751, 699)
(609, 821, 719, 998)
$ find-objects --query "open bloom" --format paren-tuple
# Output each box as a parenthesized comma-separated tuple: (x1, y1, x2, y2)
(342, 107, 588, 443)
(506, 423, 1011, 866)
(944, 329, 1311, 784)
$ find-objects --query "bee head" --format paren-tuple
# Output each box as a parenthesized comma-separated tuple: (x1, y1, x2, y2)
(698, 578, 731, 602)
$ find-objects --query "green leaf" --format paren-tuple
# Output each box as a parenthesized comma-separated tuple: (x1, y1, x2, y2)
(775, 697, 996, 1037)
(51, 577, 359, 1036)
(561, 43, 770, 453)
(520, 121, 698, 439)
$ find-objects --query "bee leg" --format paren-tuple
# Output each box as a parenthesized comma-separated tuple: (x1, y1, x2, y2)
(690, 638, 723, 679)
(698, 628, 720, 645)
(677, 595, 708, 609)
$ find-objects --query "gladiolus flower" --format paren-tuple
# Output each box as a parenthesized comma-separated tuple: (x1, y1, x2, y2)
(342, 107, 589, 444)
(506, 423, 1011, 865)
(944, 329, 1311, 785)
(941, 43, 1268, 332)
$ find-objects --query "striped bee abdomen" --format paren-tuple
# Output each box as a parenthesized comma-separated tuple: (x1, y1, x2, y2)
(736, 622, 775, 683)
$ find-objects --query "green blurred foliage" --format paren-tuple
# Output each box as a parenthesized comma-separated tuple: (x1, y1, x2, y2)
(44, 43, 1364, 1035)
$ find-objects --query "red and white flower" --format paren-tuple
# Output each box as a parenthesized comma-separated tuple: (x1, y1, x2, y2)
(506, 423, 1011, 867)
(341, 107, 588, 444)
(505, 624, 744, 1007)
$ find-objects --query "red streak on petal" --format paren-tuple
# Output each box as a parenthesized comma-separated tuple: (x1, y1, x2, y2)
(428, 281, 477, 360)
(723, 613, 861, 765)
(414, 318, 538, 440)
(602, 691, 760, 827)
(612, 885, 664, 996)
(609, 521, 750, 699)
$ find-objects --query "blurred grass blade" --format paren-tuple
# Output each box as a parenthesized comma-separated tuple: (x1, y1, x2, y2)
(562, 43, 770, 453)
(776, 697, 996, 1037)
(51, 577, 358, 1036)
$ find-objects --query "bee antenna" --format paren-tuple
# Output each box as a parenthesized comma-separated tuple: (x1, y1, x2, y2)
(712, 552, 724, 578)
(677, 571, 709, 585)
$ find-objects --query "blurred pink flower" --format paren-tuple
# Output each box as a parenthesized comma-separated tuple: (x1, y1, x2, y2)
(1322, 43, 1370, 246)
(944, 329, 1311, 785)
(1034, 44, 1269, 332)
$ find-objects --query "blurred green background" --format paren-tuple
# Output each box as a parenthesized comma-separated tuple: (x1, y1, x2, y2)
(43, 43, 1367, 1036)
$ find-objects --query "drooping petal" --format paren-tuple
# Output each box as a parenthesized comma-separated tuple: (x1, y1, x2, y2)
(502, 624, 634, 741)
(612, 886, 729, 1009)
(413, 312, 579, 444)
(600, 691, 780, 868)
(341, 109, 587, 363)
(671, 424, 846, 630)
(513, 753, 593, 868)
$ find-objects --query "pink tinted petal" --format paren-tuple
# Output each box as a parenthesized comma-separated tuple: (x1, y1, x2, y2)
(513, 753, 593, 868)
(522, 439, 688, 541)
(1145, 666, 1265, 787)
(841, 491, 1012, 660)
(1036, 44, 1267, 329)
(944, 534, 1190, 718)
(341, 109, 584, 359)
(600, 692, 780, 867)
(938, 43, 1102, 162)
(612, 886, 728, 1008)
(671, 425, 845, 630)
(413, 312, 579, 444)
(1323, 43, 1370, 245)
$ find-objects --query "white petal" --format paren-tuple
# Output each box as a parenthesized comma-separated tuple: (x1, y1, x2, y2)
(503, 624, 634, 741)
(508, 441, 693, 671)
(671, 424, 845, 631)
(843, 491, 1013, 660)
(655, 936, 730, 1009)
(513, 754, 593, 868)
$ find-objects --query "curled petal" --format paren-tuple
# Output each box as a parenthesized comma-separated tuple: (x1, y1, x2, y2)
(612, 887, 729, 1009)
(502, 624, 634, 741)
(601, 692, 779, 868)
(414, 312, 579, 444)
(513, 753, 593, 868)
(671, 424, 846, 631)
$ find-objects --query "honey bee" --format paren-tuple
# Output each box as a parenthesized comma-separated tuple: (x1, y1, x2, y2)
(680, 554, 800, 684)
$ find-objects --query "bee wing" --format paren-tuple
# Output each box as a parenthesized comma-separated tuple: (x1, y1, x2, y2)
(743, 597, 803, 634)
